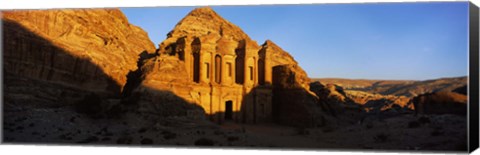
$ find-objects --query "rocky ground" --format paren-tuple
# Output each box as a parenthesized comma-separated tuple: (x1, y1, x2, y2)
(3, 104, 467, 151)
(3, 76, 467, 152)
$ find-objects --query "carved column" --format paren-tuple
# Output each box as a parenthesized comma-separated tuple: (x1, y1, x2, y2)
(200, 49, 212, 84)
(182, 38, 192, 80)
(264, 56, 272, 84)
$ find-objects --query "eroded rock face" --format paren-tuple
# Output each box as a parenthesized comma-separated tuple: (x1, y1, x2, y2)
(260, 40, 311, 89)
(411, 91, 467, 115)
(310, 82, 354, 115)
(310, 81, 414, 117)
(2, 9, 156, 93)
(309, 81, 366, 126)
(345, 90, 412, 113)
(165, 7, 255, 42)
(272, 65, 325, 127)
(146, 7, 261, 84)
(261, 41, 324, 127)
(310, 82, 349, 102)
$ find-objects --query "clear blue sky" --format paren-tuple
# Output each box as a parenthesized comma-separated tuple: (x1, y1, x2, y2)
(121, 2, 469, 80)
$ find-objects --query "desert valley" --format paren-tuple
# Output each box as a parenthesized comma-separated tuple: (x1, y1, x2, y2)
(1, 7, 469, 151)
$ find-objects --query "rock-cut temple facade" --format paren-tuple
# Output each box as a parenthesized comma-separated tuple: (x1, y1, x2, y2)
(140, 7, 281, 124)
(161, 36, 274, 124)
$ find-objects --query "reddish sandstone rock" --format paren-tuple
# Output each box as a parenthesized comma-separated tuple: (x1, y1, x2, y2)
(137, 7, 268, 123)
(2, 9, 156, 93)
(166, 7, 255, 42)
(140, 6, 261, 92)
(309, 81, 365, 123)
(260, 40, 311, 89)
(345, 90, 412, 112)
(411, 91, 467, 115)
(272, 65, 325, 127)
(138, 7, 325, 126)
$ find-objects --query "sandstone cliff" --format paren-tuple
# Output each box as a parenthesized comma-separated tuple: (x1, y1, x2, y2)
(166, 7, 255, 41)
(260, 40, 311, 89)
(309, 82, 355, 112)
(411, 91, 467, 115)
(2, 9, 156, 94)
(260, 40, 328, 127)
(308, 81, 367, 126)
(261, 41, 297, 65)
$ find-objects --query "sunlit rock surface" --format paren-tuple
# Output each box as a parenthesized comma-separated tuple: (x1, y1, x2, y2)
(2, 9, 156, 93)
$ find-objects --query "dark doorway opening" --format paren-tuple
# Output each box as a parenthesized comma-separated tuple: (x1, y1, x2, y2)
(225, 100, 233, 120)
(193, 52, 200, 83)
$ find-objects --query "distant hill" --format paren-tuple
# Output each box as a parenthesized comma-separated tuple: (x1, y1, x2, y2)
(313, 76, 467, 97)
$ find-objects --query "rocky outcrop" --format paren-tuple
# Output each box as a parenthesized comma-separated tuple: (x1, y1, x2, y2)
(345, 90, 412, 113)
(411, 91, 467, 115)
(314, 77, 468, 115)
(167, 7, 253, 40)
(2, 9, 156, 94)
(141, 56, 190, 85)
(260, 40, 296, 65)
(316, 77, 467, 97)
(452, 85, 467, 95)
(309, 82, 361, 115)
(261, 41, 328, 127)
(260, 40, 311, 89)
(310, 82, 349, 102)
(272, 65, 324, 127)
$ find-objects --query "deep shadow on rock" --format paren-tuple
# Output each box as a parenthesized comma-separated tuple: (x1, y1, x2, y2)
(2, 18, 205, 144)
(411, 91, 467, 115)
(3, 19, 122, 96)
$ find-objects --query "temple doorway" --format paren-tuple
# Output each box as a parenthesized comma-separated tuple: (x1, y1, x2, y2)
(225, 100, 233, 120)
